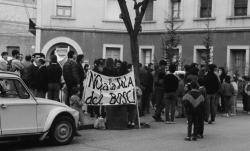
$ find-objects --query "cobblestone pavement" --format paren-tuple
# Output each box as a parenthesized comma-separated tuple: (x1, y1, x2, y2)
(1, 111, 250, 151)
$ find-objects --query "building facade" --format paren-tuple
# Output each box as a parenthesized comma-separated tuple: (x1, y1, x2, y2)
(37, 0, 250, 76)
(0, 0, 36, 56)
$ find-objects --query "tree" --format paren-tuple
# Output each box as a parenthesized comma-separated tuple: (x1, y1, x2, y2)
(200, 0, 213, 67)
(117, 0, 150, 86)
(162, 0, 181, 69)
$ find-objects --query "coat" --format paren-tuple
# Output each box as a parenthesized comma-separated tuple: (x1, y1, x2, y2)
(63, 59, 79, 87)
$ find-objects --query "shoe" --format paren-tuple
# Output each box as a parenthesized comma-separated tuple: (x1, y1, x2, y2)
(208, 120, 213, 124)
(165, 121, 171, 124)
(197, 135, 204, 139)
(185, 137, 191, 141)
(152, 115, 164, 122)
(170, 121, 176, 124)
(192, 137, 197, 141)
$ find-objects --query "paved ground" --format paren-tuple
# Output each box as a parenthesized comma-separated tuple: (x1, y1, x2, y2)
(1, 112, 250, 151)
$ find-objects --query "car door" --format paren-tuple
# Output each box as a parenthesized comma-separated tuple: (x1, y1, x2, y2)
(0, 78, 37, 135)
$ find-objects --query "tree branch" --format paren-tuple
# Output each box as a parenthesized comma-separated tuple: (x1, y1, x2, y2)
(134, 0, 150, 35)
(117, 0, 134, 35)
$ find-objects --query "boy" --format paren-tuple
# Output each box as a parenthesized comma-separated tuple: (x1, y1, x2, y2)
(183, 82, 205, 141)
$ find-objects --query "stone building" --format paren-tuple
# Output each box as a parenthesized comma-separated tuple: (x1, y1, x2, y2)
(37, 0, 250, 76)
(0, 0, 36, 57)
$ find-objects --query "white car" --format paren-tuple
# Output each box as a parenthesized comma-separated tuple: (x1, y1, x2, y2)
(0, 71, 79, 145)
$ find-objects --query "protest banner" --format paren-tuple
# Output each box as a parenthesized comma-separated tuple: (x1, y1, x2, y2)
(83, 70, 136, 106)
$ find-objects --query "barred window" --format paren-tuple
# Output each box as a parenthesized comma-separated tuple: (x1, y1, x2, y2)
(200, 0, 212, 18)
(172, 0, 181, 19)
(234, 0, 248, 16)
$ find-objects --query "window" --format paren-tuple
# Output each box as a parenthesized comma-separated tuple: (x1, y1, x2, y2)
(143, 0, 154, 21)
(196, 49, 211, 64)
(193, 46, 213, 65)
(234, 0, 248, 16)
(6, 46, 20, 57)
(106, 0, 120, 20)
(103, 44, 123, 61)
(139, 46, 155, 66)
(0, 79, 30, 99)
(171, 0, 181, 19)
(106, 47, 120, 60)
(56, 0, 72, 17)
(200, 0, 212, 18)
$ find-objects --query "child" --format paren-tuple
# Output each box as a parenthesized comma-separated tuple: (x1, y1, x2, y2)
(183, 82, 205, 141)
(70, 87, 84, 127)
(221, 75, 234, 117)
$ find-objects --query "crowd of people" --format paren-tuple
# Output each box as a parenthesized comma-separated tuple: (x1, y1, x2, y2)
(1, 49, 250, 140)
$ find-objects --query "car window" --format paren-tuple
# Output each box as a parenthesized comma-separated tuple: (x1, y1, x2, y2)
(0, 78, 30, 99)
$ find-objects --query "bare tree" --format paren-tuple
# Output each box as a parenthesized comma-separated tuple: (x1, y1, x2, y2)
(117, 0, 150, 86)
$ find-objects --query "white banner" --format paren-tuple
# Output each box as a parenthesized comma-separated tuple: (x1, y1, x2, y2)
(83, 70, 136, 106)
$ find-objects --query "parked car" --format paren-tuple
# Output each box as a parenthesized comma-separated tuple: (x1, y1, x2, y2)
(0, 71, 79, 145)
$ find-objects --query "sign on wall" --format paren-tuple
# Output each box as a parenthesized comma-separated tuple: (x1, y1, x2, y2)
(83, 70, 136, 106)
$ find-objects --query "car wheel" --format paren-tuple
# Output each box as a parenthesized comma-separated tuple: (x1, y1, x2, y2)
(49, 116, 75, 145)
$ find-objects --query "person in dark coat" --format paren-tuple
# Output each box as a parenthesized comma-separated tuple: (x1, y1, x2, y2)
(36, 58, 48, 98)
(164, 64, 179, 123)
(63, 51, 79, 106)
(139, 63, 154, 116)
(76, 54, 85, 99)
(183, 82, 205, 141)
(47, 55, 62, 101)
(26, 53, 42, 95)
(152, 60, 166, 122)
(204, 64, 220, 124)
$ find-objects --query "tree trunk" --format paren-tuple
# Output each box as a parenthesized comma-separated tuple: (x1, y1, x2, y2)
(130, 33, 140, 87)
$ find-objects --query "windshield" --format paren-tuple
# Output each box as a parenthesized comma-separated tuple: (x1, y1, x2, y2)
(0, 78, 30, 99)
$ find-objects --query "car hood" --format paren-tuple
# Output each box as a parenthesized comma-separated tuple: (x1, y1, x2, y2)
(35, 97, 69, 108)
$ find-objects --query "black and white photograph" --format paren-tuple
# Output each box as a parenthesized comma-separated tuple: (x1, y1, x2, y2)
(1, 0, 250, 150)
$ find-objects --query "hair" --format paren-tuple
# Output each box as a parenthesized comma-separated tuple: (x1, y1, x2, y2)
(32, 53, 40, 58)
(106, 58, 114, 68)
(67, 50, 75, 58)
(208, 64, 217, 72)
(159, 60, 166, 66)
(84, 64, 89, 70)
(71, 87, 79, 95)
(12, 50, 20, 57)
(1, 51, 8, 57)
(169, 64, 176, 73)
(25, 55, 32, 61)
(225, 75, 231, 83)
(76, 54, 84, 63)
(38, 58, 46, 65)
(50, 54, 57, 63)
(190, 81, 199, 89)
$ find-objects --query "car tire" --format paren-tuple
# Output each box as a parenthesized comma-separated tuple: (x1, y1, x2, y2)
(49, 115, 75, 145)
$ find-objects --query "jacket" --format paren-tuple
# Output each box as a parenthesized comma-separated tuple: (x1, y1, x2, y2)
(37, 65, 48, 91)
(204, 71, 220, 94)
(183, 89, 205, 115)
(221, 82, 234, 97)
(47, 63, 62, 83)
(63, 59, 79, 87)
(164, 73, 179, 93)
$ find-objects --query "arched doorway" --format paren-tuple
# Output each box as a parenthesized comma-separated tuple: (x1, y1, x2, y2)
(41, 37, 83, 65)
